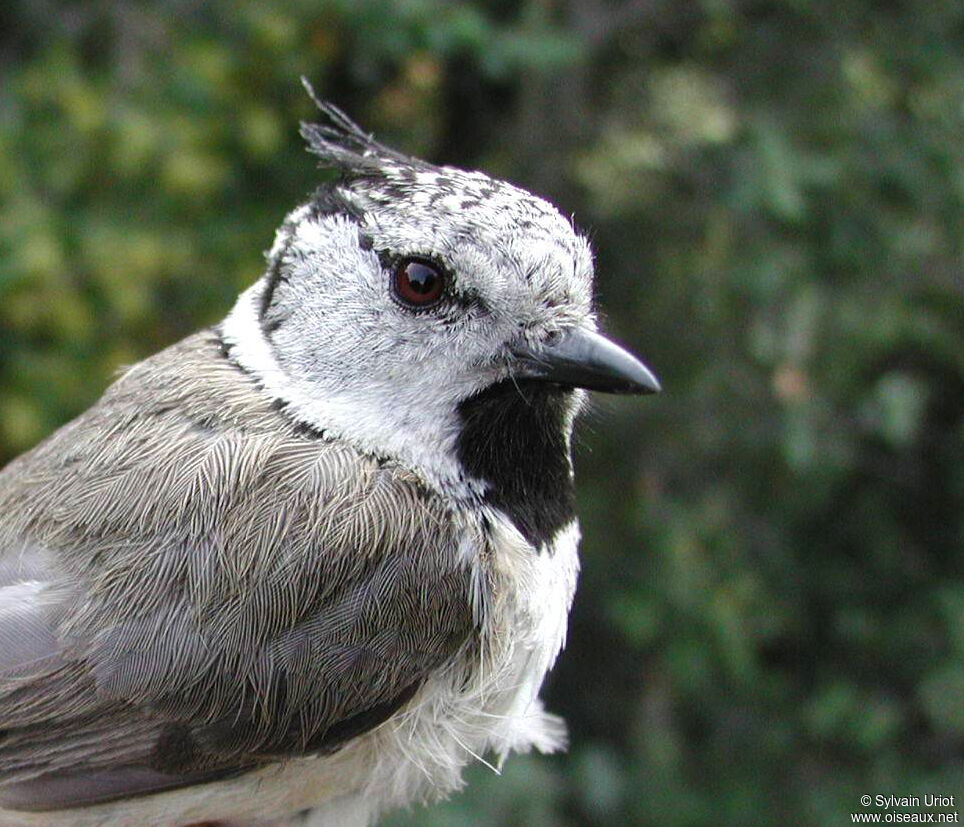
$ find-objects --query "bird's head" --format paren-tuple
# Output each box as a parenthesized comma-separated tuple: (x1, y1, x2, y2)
(222, 85, 658, 501)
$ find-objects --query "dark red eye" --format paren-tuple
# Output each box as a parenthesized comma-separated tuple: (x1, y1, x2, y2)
(393, 258, 445, 308)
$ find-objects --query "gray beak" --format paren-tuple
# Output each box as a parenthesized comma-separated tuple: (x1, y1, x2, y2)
(510, 328, 661, 395)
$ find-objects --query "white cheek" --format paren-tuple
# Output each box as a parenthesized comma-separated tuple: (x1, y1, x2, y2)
(222, 276, 487, 499)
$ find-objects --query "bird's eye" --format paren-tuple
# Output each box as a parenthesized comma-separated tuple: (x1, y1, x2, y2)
(393, 258, 446, 309)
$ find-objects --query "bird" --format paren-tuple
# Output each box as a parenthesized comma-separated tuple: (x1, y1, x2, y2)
(0, 82, 660, 827)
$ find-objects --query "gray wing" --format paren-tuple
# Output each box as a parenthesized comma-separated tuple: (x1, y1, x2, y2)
(0, 332, 477, 811)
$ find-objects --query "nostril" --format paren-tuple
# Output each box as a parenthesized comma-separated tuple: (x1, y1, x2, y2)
(543, 329, 563, 347)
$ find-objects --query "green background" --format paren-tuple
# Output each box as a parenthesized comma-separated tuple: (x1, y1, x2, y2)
(1, 1, 962, 823)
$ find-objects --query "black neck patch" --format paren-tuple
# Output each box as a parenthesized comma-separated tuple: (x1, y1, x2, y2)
(456, 380, 576, 549)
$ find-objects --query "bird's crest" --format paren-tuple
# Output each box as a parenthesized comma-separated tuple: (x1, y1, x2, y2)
(299, 77, 434, 178)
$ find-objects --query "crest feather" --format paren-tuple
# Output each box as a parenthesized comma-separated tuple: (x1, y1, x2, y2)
(299, 77, 432, 176)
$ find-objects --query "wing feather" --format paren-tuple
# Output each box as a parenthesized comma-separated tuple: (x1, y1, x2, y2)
(0, 332, 477, 810)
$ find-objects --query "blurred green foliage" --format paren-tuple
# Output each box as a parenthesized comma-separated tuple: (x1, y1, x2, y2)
(1, 1, 962, 824)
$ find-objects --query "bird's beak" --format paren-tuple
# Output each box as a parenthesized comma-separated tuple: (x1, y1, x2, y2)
(510, 327, 661, 395)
